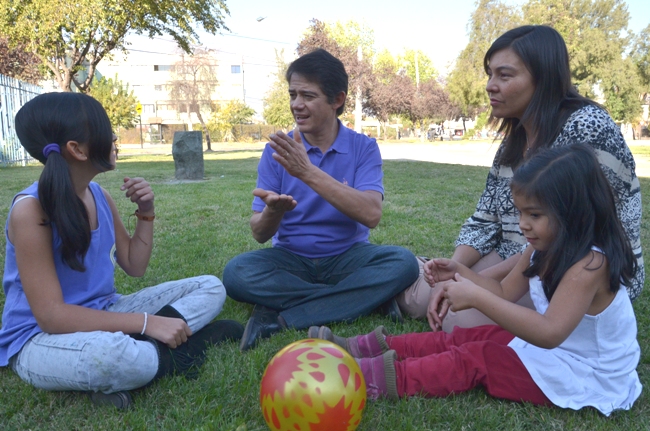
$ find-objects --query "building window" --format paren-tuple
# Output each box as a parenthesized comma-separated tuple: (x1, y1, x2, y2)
(143, 104, 155, 114)
(154, 65, 174, 72)
(154, 85, 162, 91)
(231, 65, 241, 74)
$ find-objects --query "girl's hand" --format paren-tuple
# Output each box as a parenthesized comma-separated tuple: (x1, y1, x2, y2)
(426, 284, 450, 331)
(144, 315, 192, 348)
(121, 177, 154, 214)
(424, 258, 458, 287)
(443, 273, 481, 312)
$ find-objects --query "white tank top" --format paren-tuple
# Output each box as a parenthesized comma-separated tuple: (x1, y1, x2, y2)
(508, 247, 642, 415)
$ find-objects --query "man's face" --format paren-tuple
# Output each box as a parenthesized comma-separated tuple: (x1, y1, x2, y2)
(288, 73, 343, 136)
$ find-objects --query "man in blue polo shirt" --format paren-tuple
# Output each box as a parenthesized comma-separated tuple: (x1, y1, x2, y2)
(223, 49, 419, 351)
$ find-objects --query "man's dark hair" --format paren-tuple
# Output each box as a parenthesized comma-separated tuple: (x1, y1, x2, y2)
(286, 48, 348, 116)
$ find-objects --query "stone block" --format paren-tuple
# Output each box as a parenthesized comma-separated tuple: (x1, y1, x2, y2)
(172, 131, 204, 180)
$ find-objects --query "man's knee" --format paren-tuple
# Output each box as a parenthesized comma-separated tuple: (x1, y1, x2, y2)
(384, 245, 420, 282)
(222, 252, 268, 302)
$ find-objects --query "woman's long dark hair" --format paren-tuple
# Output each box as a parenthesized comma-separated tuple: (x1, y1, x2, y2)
(485, 25, 599, 167)
(511, 144, 636, 301)
(15, 92, 113, 271)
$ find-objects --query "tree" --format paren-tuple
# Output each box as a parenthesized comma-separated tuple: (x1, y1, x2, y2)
(167, 48, 219, 151)
(209, 100, 256, 141)
(364, 54, 413, 139)
(397, 49, 438, 86)
(0, 37, 43, 84)
(446, 0, 521, 118)
(632, 24, 650, 102)
(262, 50, 294, 130)
(88, 74, 139, 133)
(297, 19, 373, 118)
(599, 57, 642, 123)
(0, 0, 228, 92)
(408, 80, 458, 140)
(523, 0, 639, 119)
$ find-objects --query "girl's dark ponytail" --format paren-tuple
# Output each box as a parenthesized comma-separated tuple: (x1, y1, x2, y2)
(38, 148, 90, 271)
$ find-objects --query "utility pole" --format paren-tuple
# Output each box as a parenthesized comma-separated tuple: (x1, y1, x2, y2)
(136, 102, 143, 148)
(242, 56, 246, 103)
(354, 45, 363, 133)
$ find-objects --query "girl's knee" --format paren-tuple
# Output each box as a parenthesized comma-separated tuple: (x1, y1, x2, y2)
(81, 333, 157, 391)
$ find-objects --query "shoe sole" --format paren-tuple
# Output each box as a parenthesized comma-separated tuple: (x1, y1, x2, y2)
(307, 326, 333, 339)
(239, 316, 258, 351)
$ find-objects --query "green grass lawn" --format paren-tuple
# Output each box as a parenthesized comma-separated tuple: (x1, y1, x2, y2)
(0, 154, 649, 430)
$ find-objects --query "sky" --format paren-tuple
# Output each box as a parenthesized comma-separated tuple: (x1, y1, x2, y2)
(127, 0, 649, 115)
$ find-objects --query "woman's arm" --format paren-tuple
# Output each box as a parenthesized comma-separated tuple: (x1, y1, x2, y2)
(454, 148, 508, 261)
(451, 245, 482, 268)
(105, 177, 154, 277)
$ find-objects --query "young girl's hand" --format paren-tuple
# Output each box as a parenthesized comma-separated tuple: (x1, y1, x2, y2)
(443, 273, 481, 312)
(144, 315, 193, 348)
(426, 284, 450, 331)
(424, 258, 458, 287)
(121, 177, 154, 214)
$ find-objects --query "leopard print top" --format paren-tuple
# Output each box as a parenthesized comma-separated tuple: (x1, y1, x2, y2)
(456, 104, 644, 300)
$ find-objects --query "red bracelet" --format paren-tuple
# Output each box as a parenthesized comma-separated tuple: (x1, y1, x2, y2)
(134, 209, 155, 221)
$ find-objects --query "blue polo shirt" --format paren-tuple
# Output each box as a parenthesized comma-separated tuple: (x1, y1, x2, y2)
(253, 123, 384, 258)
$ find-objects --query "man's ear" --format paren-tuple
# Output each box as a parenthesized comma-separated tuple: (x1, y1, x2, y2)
(65, 140, 88, 161)
(333, 91, 347, 111)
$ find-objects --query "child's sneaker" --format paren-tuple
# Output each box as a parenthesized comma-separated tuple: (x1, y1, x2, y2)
(355, 350, 398, 400)
(307, 325, 390, 358)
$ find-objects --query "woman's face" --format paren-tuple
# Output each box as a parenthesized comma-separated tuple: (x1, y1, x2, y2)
(486, 48, 536, 120)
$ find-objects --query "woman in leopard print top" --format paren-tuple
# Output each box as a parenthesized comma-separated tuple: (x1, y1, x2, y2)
(456, 103, 643, 300)
(397, 25, 643, 329)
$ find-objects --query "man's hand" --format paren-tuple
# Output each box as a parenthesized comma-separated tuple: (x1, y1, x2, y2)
(269, 129, 313, 179)
(253, 188, 297, 213)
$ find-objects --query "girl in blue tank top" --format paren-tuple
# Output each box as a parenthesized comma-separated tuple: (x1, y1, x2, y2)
(307, 144, 641, 416)
(0, 92, 243, 409)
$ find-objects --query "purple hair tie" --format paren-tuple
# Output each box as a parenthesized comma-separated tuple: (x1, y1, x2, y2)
(43, 143, 61, 158)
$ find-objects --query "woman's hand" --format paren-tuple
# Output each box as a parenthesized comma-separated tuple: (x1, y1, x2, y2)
(144, 315, 193, 348)
(426, 284, 450, 331)
(121, 177, 154, 215)
(424, 258, 458, 287)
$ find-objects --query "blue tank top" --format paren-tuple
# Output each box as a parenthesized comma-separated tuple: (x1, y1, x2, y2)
(0, 181, 120, 366)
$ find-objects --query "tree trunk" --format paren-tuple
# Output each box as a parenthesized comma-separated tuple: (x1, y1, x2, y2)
(195, 110, 212, 151)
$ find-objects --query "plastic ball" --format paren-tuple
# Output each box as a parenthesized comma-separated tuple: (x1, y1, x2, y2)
(260, 338, 366, 431)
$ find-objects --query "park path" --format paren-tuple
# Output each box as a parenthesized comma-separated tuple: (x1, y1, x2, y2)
(118, 140, 650, 178)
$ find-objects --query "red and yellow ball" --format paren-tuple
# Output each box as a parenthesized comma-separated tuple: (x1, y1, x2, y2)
(260, 339, 366, 431)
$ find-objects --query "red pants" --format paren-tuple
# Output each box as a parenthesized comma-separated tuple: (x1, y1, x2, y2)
(387, 325, 551, 405)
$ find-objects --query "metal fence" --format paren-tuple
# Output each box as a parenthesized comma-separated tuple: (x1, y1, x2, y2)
(0, 74, 43, 167)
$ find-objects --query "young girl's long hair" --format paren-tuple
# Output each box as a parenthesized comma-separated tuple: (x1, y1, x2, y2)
(484, 25, 599, 167)
(511, 144, 636, 300)
(15, 92, 114, 271)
